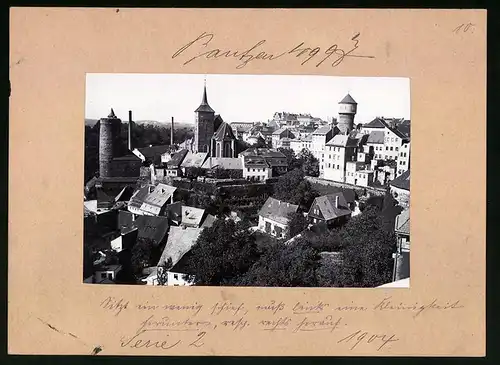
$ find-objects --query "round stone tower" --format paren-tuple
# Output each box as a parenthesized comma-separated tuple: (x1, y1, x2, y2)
(99, 108, 121, 178)
(337, 93, 357, 135)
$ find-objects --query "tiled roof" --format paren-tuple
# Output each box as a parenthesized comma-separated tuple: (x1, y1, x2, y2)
(136, 215, 170, 246)
(181, 206, 206, 227)
(128, 186, 151, 210)
(390, 169, 410, 191)
(239, 148, 286, 158)
(213, 122, 237, 141)
(180, 151, 208, 168)
(395, 209, 410, 235)
(258, 197, 299, 225)
(140, 183, 177, 215)
(313, 125, 333, 135)
(367, 130, 385, 144)
(157, 226, 204, 267)
(166, 149, 189, 168)
(339, 93, 357, 104)
(137, 145, 173, 163)
(326, 134, 359, 147)
(201, 157, 243, 170)
(243, 155, 269, 168)
(362, 118, 389, 129)
(309, 193, 352, 221)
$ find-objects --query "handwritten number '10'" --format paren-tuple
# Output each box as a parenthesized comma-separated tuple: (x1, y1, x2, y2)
(453, 23, 475, 34)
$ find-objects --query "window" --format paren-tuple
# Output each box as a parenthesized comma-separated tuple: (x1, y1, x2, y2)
(253, 169, 255, 172)
(386, 147, 389, 151)
(174, 284, 179, 286)
(395, 147, 398, 151)
(337, 165, 340, 169)
(391, 138, 395, 142)
(174, 274, 178, 279)
(329, 155, 331, 159)
(100, 273, 107, 279)
(247, 168, 250, 172)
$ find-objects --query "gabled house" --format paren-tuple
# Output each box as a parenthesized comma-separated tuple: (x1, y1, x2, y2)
(180, 151, 209, 176)
(271, 127, 295, 149)
(127, 185, 154, 215)
(139, 183, 177, 216)
(163, 148, 188, 177)
(242, 155, 272, 182)
(307, 192, 352, 227)
(257, 197, 299, 238)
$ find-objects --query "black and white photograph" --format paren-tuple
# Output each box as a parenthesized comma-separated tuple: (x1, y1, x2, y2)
(83, 73, 411, 288)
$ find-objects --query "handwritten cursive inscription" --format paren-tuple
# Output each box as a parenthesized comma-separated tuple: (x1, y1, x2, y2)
(293, 316, 343, 333)
(373, 297, 464, 318)
(100, 296, 129, 316)
(172, 32, 375, 69)
(337, 330, 399, 351)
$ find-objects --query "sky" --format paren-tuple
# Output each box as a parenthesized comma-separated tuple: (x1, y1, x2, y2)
(85, 73, 410, 125)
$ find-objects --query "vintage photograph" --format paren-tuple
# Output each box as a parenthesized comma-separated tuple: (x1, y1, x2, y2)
(83, 73, 411, 288)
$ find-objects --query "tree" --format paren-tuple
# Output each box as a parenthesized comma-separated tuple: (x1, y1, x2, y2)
(298, 148, 320, 177)
(303, 229, 343, 252)
(286, 212, 309, 239)
(237, 239, 319, 287)
(277, 147, 302, 171)
(131, 238, 155, 274)
(273, 169, 319, 210)
(157, 257, 173, 286)
(183, 219, 259, 286)
(335, 207, 397, 287)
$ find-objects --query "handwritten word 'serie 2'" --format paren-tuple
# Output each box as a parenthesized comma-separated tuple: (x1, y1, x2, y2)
(172, 32, 375, 70)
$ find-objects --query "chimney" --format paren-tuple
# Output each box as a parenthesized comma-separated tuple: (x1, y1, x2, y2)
(171, 117, 174, 146)
(335, 195, 339, 208)
(128, 110, 133, 150)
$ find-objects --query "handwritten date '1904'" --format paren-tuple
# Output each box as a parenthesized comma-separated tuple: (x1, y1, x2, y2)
(172, 32, 375, 70)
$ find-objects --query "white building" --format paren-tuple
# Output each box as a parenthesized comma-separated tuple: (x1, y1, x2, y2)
(323, 134, 359, 183)
(257, 197, 299, 238)
(311, 125, 338, 173)
(397, 141, 411, 177)
(241, 155, 272, 182)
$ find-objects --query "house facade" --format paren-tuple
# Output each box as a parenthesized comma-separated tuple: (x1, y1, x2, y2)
(307, 192, 352, 227)
(258, 197, 299, 238)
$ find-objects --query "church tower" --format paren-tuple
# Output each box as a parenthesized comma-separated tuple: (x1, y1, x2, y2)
(337, 93, 357, 135)
(99, 108, 121, 178)
(194, 79, 215, 153)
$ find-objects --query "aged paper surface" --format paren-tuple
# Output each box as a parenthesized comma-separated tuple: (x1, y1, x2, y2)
(9, 8, 486, 356)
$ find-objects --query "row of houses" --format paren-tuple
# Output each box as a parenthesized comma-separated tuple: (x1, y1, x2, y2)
(147, 146, 290, 183)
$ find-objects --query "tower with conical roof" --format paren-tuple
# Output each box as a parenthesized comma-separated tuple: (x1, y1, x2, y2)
(194, 78, 215, 153)
(99, 108, 122, 178)
(337, 93, 357, 135)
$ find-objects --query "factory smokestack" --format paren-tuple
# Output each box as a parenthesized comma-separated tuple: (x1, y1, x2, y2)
(128, 110, 133, 151)
(171, 116, 174, 146)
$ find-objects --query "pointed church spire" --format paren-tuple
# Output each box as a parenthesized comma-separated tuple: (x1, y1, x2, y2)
(108, 108, 116, 118)
(195, 76, 215, 113)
